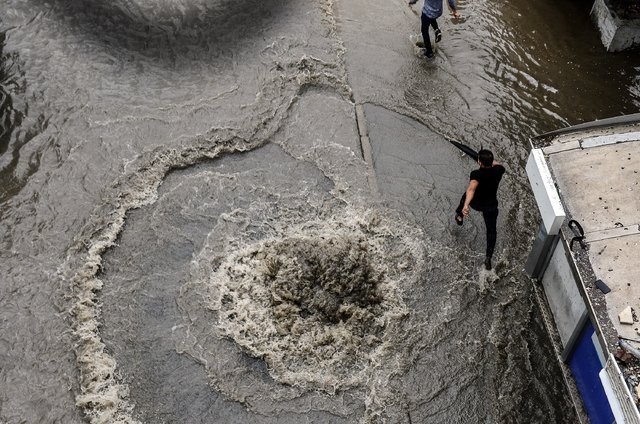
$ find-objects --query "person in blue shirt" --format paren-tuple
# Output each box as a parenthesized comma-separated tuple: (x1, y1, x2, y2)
(409, 0, 460, 59)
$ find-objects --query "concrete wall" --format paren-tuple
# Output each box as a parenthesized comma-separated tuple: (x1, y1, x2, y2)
(541, 243, 587, 348)
(591, 0, 640, 52)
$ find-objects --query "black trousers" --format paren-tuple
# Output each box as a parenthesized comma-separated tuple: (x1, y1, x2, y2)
(420, 12, 439, 56)
(456, 194, 499, 258)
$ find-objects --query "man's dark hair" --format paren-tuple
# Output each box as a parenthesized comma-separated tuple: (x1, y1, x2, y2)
(478, 149, 494, 167)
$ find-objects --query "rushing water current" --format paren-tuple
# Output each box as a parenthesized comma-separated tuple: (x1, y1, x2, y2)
(1, 0, 640, 422)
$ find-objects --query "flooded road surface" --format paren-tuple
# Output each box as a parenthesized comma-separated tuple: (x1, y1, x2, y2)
(1, 0, 639, 422)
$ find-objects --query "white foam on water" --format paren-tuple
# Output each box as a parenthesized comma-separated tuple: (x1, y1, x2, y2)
(176, 207, 428, 421)
(211, 218, 408, 391)
(63, 50, 355, 421)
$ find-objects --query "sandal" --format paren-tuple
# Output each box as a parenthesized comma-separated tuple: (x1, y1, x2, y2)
(455, 213, 464, 225)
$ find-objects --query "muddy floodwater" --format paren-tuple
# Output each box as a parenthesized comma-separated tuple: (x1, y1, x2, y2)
(1, 0, 640, 422)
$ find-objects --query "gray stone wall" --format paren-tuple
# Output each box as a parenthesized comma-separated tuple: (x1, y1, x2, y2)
(591, 0, 640, 51)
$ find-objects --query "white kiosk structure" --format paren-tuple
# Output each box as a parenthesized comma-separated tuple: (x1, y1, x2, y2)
(525, 114, 640, 424)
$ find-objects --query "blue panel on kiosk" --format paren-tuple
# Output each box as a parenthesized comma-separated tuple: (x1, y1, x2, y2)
(567, 321, 614, 424)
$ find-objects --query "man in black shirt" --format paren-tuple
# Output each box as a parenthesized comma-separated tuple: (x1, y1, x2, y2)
(455, 149, 505, 270)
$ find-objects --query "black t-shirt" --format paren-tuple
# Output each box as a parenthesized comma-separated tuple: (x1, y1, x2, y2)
(469, 165, 505, 211)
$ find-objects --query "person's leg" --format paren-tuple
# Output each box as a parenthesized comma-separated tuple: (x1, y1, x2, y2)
(431, 19, 442, 43)
(482, 208, 499, 259)
(421, 13, 434, 57)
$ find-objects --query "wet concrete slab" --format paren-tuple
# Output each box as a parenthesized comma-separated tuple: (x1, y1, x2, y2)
(272, 90, 371, 198)
(361, 102, 499, 256)
(335, 0, 415, 104)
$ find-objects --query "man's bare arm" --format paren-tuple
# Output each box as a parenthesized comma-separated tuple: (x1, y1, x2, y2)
(462, 179, 479, 216)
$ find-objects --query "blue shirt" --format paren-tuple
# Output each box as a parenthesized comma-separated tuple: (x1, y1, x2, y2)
(422, 0, 457, 19)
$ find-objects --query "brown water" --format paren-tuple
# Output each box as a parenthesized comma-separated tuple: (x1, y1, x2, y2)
(1, 0, 639, 422)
